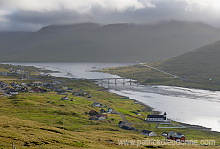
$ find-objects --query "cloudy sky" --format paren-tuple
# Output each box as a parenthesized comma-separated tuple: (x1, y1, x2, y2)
(0, 0, 220, 31)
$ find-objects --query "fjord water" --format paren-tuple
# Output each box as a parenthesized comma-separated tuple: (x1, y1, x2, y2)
(12, 62, 220, 132)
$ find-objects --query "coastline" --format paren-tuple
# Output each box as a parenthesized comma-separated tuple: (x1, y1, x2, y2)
(102, 84, 219, 133)
(125, 95, 219, 133)
(1, 62, 219, 146)
(9, 62, 220, 133)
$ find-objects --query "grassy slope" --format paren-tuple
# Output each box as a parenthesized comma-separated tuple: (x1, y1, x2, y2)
(0, 64, 220, 148)
(159, 41, 220, 80)
(100, 42, 220, 90)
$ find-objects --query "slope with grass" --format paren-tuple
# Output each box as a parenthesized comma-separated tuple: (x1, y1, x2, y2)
(0, 64, 220, 148)
(100, 40, 220, 90)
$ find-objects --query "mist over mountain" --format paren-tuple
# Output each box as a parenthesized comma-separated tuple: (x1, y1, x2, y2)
(1, 21, 220, 62)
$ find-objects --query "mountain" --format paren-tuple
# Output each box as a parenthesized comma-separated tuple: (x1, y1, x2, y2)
(0, 32, 30, 45)
(1, 21, 220, 62)
(158, 40, 220, 82)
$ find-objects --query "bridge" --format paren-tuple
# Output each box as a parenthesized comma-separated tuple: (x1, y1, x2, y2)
(88, 64, 179, 85)
(89, 78, 138, 85)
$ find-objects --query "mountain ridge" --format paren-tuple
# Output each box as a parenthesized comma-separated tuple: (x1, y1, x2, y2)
(1, 21, 220, 62)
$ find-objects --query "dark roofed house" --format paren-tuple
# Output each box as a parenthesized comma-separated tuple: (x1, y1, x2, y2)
(145, 112, 167, 122)
(100, 109, 106, 113)
(89, 114, 107, 121)
(167, 131, 185, 142)
(120, 125, 134, 130)
(88, 110, 99, 116)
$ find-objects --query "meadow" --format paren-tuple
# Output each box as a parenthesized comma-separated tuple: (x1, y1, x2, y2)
(0, 64, 220, 149)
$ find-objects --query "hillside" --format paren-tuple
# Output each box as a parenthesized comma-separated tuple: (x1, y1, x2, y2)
(158, 40, 220, 78)
(1, 21, 220, 62)
(1, 64, 220, 148)
(100, 41, 220, 90)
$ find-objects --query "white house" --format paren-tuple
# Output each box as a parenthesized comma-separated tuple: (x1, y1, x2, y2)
(93, 102, 103, 108)
(141, 130, 156, 136)
(107, 108, 113, 113)
(10, 91, 19, 95)
(145, 112, 167, 122)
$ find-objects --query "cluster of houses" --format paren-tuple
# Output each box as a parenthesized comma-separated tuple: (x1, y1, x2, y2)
(72, 89, 92, 98)
(0, 81, 52, 95)
(0, 66, 32, 79)
(86, 102, 115, 121)
(93, 102, 114, 114)
(0, 66, 187, 142)
(162, 131, 186, 142)
(87, 110, 108, 120)
(117, 121, 157, 136)
(0, 80, 92, 98)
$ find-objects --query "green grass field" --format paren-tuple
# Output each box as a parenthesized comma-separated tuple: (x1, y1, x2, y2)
(99, 63, 220, 90)
(0, 64, 220, 149)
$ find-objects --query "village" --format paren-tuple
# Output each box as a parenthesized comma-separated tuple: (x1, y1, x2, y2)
(0, 76, 186, 143)
(0, 64, 218, 147)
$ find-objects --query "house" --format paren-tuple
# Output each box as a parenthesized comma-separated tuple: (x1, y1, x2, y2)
(118, 121, 124, 127)
(162, 132, 168, 137)
(97, 114, 107, 120)
(145, 112, 167, 122)
(100, 109, 106, 113)
(173, 135, 186, 142)
(40, 73, 50, 76)
(61, 96, 69, 100)
(32, 87, 47, 93)
(106, 108, 113, 113)
(87, 95, 92, 98)
(120, 125, 134, 130)
(88, 110, 99, 116)
(168, 131, 177, 137)
(122, 96, 129, 99)
(93, 102, 103, 108)
(89, 114, 107, 120)
(141, 130, 156, 136)
(167, 132, 185, 142)
(9, 91, 19, 95)
(134, 101, 139, 104)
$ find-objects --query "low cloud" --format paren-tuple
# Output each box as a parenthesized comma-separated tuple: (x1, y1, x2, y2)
(0, 0, 220, 31)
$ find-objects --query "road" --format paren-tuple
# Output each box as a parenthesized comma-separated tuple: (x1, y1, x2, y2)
(140, 63, 178, 78)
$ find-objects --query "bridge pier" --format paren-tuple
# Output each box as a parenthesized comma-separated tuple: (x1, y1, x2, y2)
(100, 79, 103, 86)
(91, 78, 141, 86)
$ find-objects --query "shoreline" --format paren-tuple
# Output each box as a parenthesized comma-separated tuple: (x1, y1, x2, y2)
(105, 88, 220, 133)
(2, 62, 220, 134)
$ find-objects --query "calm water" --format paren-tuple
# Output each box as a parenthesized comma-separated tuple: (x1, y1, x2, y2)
(10, 62, 220, 132)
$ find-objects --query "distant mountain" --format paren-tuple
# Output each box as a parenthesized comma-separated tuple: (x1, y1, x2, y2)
(0, 32, 30, 44)
(1, 21, 220, 62)
(158, 40, 220, 81)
